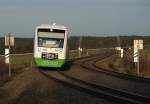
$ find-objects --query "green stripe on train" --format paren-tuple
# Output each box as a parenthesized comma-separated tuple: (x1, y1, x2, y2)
(34, 58, 65, 68)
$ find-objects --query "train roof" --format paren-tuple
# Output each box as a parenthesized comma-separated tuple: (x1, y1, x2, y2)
(36, 24, 67, 30)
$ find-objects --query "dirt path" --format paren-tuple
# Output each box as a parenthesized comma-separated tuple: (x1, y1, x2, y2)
(0, 67, 116, 104)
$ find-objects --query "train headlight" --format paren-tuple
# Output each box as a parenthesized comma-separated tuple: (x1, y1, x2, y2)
(50, 29, 53, 32)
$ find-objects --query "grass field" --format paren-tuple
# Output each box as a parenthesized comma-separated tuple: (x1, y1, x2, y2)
(1, 51, 79, 66)
(10, 54, 33, 65)
(1, 49, 100, 66)
(144, 49, 150, 56)
(0, 54, 33, 86)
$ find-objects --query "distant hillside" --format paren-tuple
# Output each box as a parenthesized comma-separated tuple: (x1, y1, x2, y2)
(0, 36, 150, 54)
(69, 36, 150, 49)
(0, 38, 33, 54)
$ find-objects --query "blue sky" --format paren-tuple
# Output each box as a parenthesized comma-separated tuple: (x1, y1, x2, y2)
(0, 0, 150, 37)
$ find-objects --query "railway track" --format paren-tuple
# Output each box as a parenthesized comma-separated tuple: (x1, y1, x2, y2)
(39, 51, 150, 104)
(59, 71, 150, 104)
(39, 69, 150, 104)
(93, 59, 150, 83)
(81, 54, 150, 83)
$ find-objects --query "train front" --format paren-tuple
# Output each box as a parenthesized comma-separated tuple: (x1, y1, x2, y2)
(34, 24, 68, 68)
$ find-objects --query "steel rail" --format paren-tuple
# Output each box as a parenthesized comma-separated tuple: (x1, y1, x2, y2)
(81, 54, 150, 83)
(39, 66, 150, 104)
(39, 52, 150, 104)
(39, 69, 142, 104)
(78, 53, 150, 103)
(58, 71, 150, 104)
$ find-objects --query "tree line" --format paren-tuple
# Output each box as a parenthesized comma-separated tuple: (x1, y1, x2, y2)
(0, 36, 150, 54)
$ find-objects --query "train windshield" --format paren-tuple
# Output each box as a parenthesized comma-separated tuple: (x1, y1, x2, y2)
(38, 38, 64, 48)
(38, 29, 65, 48)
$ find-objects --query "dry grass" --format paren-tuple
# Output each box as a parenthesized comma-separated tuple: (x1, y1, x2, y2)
(122, 48, 150, 76)
(0, 59, 12, 86)
(0, 57, 28, 86)
(138, 50, 150, 73)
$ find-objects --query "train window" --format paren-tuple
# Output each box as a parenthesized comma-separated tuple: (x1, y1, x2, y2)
(38, 29, 65, 33)
(38, 37, 64, 48)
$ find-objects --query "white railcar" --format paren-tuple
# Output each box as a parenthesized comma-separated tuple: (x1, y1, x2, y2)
(34, 24, 68, 68)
